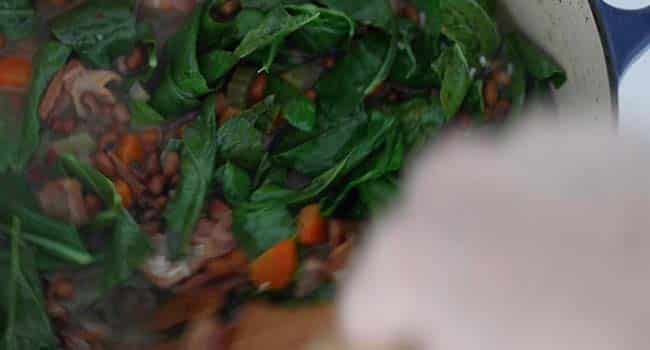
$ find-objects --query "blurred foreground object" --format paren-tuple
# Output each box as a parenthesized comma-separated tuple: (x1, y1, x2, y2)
(339, 113, 650, 350)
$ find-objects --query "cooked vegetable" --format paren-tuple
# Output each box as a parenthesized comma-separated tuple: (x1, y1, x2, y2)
(0, 57, 32, 90)
(297, 204, 327, 246)
(0, 0, 568, 345)
(249, 239, 298, 290)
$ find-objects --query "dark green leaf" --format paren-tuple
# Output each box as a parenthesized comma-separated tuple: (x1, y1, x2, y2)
(267, 76, 316, 132)
(215, 162, 252, 204)
(14, 42, 72, 171)
(286, 4, 355, 54)
(250, 183, 298, 203)
(165, 96, 219, 259)
(502, 33, 528, 116)
(216, 117, 265, 170)
(58, 154, 151, 290)
(440, 0, 500, 64)
(151, 7, 210, 115)
(319, 0, 393, 30)
(232, 204, 295, 258)
(234, 8, 320, 59)
(128, 100, 165, 128)
(0, 217, 57, 350)
(509, 32, 567, 88)
(199, 50, 239, 85)
(273, 113, 366, 176)
(51, 0, 137, 67)
(357, 177, 398, 215)
(439, 44, 472, 118)
(0, 174, 93, 267)
(0, 0, 35, 40)
(316, 32, 391, 120)
(389, 97, 445, 150)
(410, 0, 441, 36)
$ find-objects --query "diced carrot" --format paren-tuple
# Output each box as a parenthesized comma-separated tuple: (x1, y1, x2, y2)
(297, 204, 327, 246)
(249, 240, 297, 290)
(114, 179, 134, 208)
(0, 56, 32, 90)
(116, 133, 144, 165)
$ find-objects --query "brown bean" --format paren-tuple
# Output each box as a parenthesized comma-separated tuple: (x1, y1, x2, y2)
(208, 199, 231, 222)
(162, 152, 180, 177)
(494, 69, 512, 87)
(140, 221, 162, 236)
(125, 46, 146, 72)
(170, 174, 181, 186)
(47, 300, 68, 321)
(402, 4, 419, 23)
(84, 194, 103, 217)
(51, 277, 74, 300)
(220, 0, 241, 18)
(0, 33, 5, 49)
(98, 132, 119, 151)
(322, 56, 336, 69)
(140, 128, 162, 153)
(50, 119, 67, 134)
(100, 103, 114, 119)
(81, 92, 100, 115)
(248, 73, 268, 105)
(144, 153, 161, 175)
(61, 118, 76, 135)
(148, 174, 166, 196)
(483, 79, 499, 107)
(490, 59, 504, 72)
(153, 196, 168, 210)
(94, 152, 116, 178)
(141, 209, 159, 222)
(305, 89, 317, 101)
(113, 103, 131, 124)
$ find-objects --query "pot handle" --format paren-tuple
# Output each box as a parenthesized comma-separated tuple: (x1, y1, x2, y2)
(592, 1, 650, 81)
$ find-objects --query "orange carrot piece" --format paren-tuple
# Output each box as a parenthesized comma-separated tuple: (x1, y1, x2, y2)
(116, 134, 144, 165)
(297, 204, 327, 246)
(0, 56, 32, 90)
(114, 179, 134, 208)
(249, 240, 297, 290)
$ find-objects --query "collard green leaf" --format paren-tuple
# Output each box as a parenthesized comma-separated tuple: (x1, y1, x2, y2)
(315, 32, 390, 120)
(199, 50, 239, 85)
(410, 0, 441, 36)
(165, 96, 219, 259)
(234, 8, 320, 59)
(215, 162, 252, 204)
(232, 204, 295, 258)
(273, 114, 366, 176)
(357, 177, 398, 215)
(216, 117, 265, 170)
(0, 0, 35, 40)
(14, 42, 71, 171)
(0, 174, 93, 267)
(51, 0, 137, 67)
(58, 154, 151, 289)
(128, 100, 165, 128)
(509, 32, 567, 88)
(439, 44, 472, 119)
(390, 21, 440, 87)
(502, 34, 528, 116)
(389, 97, 445, 150)
(267, 76, 316, 132)
(440, 0, 500, 64)
(151, 6, 210, 115)
(286, 4, 355, 54)
(319, 0, 393, 30)
(0, 217, 57, 350)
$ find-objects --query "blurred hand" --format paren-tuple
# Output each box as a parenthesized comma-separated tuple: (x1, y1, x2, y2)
(338, 116, 650, 350)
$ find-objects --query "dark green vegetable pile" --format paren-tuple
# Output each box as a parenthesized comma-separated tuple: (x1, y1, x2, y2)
(0, 0, 566, 349)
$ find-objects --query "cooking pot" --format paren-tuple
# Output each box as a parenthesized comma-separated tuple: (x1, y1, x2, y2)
(499, 0, 649, 129)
